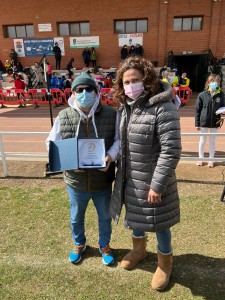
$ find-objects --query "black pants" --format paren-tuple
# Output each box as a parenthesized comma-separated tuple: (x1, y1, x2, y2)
(55, 57, 61, 69)
(92, 60, 96, 67)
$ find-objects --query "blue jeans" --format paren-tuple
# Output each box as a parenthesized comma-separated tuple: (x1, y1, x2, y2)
(67, 185, 112, 248)
(133, 229, 172, 254)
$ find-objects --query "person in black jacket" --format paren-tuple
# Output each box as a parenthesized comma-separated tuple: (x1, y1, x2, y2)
(53, 42, 62, 70)
(195, 74, 225, 168)
(134, 43, 144, 57)
(120, 45, 128, 60)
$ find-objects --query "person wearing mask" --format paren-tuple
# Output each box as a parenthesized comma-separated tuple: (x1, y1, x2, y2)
(50, 72, 63, 90)
(110, 56, 181, 291)
(53, 42, 62, 70)
(134, 43, 144, 57)
(167, 70, 179, 87)
(180, 72, 190, 87)
(195, 74, 225, 168)
(46, 72, 119, 266)
(128, 45, 136, 57)
(121, 45, 128, 61)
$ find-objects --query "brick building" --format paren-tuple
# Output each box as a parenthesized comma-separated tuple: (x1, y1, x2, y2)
(0, 0, 225, 90)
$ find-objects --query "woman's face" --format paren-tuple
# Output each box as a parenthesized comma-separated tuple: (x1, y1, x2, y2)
(122, 69, 144, 86)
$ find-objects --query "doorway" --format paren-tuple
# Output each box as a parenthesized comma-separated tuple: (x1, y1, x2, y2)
(173, 54, 209, 92)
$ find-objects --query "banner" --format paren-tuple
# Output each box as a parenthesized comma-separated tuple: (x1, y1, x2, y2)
(54, 37, 65, 56)
(23, 38, 54, 56)
(70, 36, 99, 48)
(118, 33, 143, 47)
(13, 39, 25, 57)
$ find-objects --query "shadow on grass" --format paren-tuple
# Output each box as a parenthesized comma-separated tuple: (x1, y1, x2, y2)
(83, 248, 225, 299)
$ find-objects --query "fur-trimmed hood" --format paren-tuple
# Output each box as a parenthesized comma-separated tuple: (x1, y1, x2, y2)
(146, 81, 174, 107)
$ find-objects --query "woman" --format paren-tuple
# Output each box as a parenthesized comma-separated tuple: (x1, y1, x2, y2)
(110, 56, 181, 291)
(33, 62, 44, 87)
(90, 47, 97, 68)
(195, 74, 225, 168)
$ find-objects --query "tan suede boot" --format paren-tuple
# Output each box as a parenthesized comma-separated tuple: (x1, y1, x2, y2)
(151, 250, 173, 291)
(120, 235, 148, 269)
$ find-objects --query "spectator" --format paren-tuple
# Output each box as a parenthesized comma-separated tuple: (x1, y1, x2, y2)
(33, 62, 44, 88)
(66, 58, 74, 79)
(53, 42, 62, 70)
(82, 48, 91, 67)
(195, 74, 225, 168)
(104, 74, 113, 88)
(159, 65, 168, 79)
(46, 72, 119, 266)
(128, 45, 136, 57)
(14, 73, 25, 90)
(0, 60, 6, 80)
(50, 72, 63, 90)
(180, 72, 190, 87)
(134, 43, 144, 57)
(46, 62, 53, 83)
(14, 73, 26, 107)
(90, 47, 97, 68)
(16, 62, 23, 73)
(9, 49, 18, 65)
(5, 60, 11, 74)
(121, 45, 128, 60)
(110, 56, 181, 291)
(169, 69, 179, 87)
(161, 70, 170, 83)
(63, 73, 72, 89)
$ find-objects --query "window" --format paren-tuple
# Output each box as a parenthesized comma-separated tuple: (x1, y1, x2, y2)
(173, 17, 202, 31)
(114, 19, 148, 34)
(58, 22, 90, 36)
(4, 25, 34, 38)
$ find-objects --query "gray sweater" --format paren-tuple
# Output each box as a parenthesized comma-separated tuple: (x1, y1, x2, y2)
(110, 81, 182, 232)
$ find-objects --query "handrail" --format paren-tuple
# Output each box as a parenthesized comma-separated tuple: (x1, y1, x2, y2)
(0, 131, 225, 177)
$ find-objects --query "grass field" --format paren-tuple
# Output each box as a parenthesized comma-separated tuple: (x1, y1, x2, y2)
(0, 162, 225, 300)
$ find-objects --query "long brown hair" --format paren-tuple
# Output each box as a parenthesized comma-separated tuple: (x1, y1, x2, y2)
(205, 74, 221, 90)
(113, 56, 160, 104)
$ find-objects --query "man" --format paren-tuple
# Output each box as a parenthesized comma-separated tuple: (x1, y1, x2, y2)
(46, 72, 119, 266)
(53, 42, 62, 70)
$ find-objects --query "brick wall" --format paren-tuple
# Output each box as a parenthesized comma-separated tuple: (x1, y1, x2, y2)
(0, 0, 224, 68)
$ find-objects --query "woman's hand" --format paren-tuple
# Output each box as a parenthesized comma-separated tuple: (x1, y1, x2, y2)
(98, 154, 112, 172)
(147, 189, 162, 204)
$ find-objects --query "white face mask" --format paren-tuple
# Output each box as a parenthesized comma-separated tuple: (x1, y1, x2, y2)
(124, 82, 144, 100)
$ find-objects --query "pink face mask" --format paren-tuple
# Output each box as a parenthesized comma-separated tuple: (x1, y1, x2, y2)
(124, 82, 144, 100)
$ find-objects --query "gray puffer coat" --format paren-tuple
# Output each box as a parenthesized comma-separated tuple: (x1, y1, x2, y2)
(110, 81, 182, 232)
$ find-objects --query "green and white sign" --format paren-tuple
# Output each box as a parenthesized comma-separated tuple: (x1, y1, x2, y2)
(70, 36, 99, 48)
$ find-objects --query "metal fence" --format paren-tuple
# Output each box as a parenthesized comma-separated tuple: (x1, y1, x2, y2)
(0, 131, 225, 177)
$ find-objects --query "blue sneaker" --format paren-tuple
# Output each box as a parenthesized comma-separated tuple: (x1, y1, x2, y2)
(69, 244, 86, 264)
(99, 245, 115, 265)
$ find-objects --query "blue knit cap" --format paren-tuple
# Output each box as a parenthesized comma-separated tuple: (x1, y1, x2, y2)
(71, 72, 97, 91)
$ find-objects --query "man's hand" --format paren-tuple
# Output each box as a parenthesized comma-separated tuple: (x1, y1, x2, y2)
(99, 154, 112, 172)
(147, 189, 162, 204)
